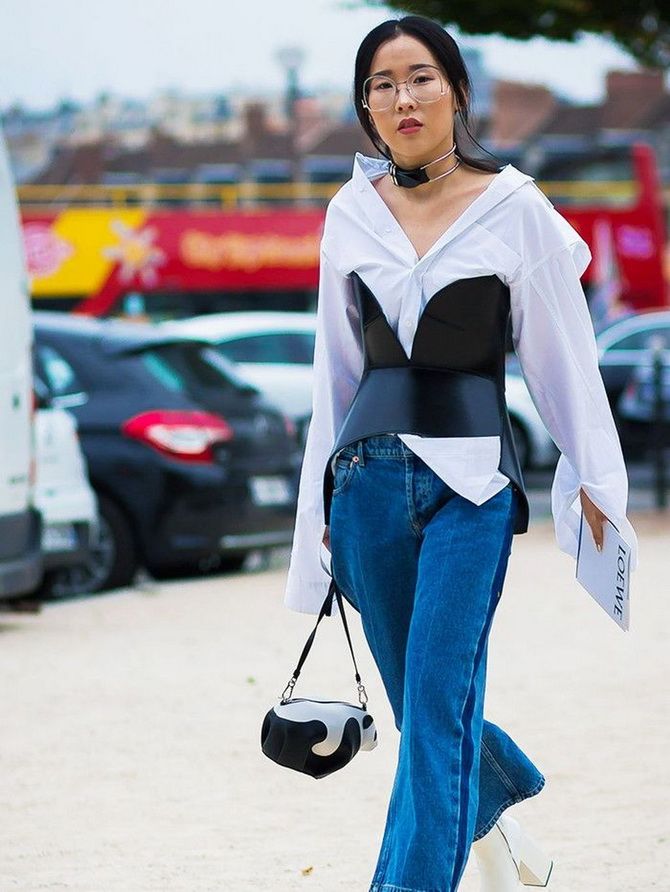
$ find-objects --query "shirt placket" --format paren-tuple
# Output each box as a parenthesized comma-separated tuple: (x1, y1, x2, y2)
(398, 266, 428, 359)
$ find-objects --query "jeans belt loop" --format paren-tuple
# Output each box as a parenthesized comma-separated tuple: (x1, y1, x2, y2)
(356, 439, 366, 467)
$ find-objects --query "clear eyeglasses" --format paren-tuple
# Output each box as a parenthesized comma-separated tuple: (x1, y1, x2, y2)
(362, 65, 450, 112)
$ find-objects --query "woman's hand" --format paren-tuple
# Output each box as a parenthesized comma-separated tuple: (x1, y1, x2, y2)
(322, 525, 331, 553)
(579, 487, 608, 551)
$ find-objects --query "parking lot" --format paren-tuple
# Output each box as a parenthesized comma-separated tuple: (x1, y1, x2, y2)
(1, 504, 668, 892)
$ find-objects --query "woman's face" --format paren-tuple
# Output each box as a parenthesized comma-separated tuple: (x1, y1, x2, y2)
(364, 34, 459, 168)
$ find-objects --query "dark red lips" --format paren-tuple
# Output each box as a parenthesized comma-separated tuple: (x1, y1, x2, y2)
(398, 118, 423, 131)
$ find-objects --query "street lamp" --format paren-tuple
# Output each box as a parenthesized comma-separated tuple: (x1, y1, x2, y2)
(275, 46, 306, 124)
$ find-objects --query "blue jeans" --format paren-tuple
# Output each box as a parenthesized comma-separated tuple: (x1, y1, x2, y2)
(329, 434, 546, 892)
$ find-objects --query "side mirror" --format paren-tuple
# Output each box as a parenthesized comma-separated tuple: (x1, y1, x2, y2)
(50, 392, 89, 410)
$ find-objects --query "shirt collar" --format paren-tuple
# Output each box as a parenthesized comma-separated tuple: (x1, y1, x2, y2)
(348, 151, 535, 266)
(351, 151, 533, 195)
(351, 152, 392, 183)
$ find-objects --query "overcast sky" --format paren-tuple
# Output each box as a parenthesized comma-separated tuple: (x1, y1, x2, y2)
(1, 0, 662, 111)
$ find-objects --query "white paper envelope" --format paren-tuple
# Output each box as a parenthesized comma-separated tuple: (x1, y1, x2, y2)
(576, 511, 631, 631)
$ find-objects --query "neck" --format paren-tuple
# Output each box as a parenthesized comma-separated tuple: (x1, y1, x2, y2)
(388, 141, 462, 195)
(391, 139, 456, 175)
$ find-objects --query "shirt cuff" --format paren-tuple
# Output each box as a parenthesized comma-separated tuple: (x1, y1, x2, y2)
(550, 452, 639, 572)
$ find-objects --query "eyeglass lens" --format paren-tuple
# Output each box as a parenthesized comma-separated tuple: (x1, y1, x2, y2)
(364, 66, 446, 111)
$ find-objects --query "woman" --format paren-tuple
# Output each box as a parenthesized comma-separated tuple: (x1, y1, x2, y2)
(283, 14, 638, 892)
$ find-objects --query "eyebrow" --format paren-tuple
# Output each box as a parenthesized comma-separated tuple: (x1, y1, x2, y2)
(370, 63, 435, 77)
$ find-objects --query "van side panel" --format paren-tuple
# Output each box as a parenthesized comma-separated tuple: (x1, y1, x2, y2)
(0, 128, 43, 597)
(0, 510, 42, 596)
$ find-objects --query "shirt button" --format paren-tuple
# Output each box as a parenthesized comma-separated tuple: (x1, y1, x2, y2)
(384, 226, 392, 233)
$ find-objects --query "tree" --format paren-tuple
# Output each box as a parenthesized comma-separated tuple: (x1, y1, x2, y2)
(360, 1, 669, 68)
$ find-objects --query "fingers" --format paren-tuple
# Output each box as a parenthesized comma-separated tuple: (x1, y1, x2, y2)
(580, 487, 608, 552)
(591, 516, 605, 552)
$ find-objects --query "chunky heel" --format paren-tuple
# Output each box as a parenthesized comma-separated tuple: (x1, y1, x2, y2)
(498, 813, 553, 887)
(516, 835, 553, 885)
(472, 812, 553, 890)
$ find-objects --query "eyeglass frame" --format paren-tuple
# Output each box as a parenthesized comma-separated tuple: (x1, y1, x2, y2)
(361, 64, 450, 112)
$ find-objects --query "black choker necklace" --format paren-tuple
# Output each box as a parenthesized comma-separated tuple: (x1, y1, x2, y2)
(389, 145, 460, 188)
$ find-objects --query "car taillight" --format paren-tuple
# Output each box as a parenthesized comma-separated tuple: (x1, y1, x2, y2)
(283, 415, 296, 437)
(121, 410, 234, 463)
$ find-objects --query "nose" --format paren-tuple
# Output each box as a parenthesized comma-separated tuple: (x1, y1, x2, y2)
(394, 82, 417, 111)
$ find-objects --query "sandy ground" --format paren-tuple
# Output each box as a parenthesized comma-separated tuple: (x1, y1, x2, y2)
(0, 511, 668, 892)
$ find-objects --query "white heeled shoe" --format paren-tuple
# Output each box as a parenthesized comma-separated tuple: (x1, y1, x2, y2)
(472, 812, 554, 889)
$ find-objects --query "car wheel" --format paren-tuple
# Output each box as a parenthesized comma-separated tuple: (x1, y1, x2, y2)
(95, 497, 138, 590)
(45, 496, 137, 596)
(510, 417, 531, 471)
(39, 566, 91, 599)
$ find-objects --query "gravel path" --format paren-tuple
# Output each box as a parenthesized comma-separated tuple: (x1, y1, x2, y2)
(1, 512, 667, 891)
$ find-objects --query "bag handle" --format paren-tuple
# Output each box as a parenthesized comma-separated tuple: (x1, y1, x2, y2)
(281, 577, 369, 709)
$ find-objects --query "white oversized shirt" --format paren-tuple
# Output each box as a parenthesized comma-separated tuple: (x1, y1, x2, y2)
(283, 151, 639, 614)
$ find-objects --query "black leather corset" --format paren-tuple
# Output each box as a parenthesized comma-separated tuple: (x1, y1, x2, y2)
(322, 271, 529, 534)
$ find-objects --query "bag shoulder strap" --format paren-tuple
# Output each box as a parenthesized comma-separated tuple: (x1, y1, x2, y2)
(282, 579, 368, 707)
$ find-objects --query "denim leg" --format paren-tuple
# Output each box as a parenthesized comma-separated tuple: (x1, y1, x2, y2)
(330, 448, 421, 727)
(474, 719, 546, 841)
(329, 437, 545, 892)
(371, 475, 515, 891)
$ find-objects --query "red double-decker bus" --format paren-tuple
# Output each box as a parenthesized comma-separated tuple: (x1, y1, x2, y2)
(18, 141, 668, 321)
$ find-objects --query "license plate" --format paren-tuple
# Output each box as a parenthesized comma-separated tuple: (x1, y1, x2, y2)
(42, 524, 77, 552)
(249, 476, 292, 506)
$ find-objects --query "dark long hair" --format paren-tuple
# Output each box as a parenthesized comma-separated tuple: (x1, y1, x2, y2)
(353, 16, 503, 173)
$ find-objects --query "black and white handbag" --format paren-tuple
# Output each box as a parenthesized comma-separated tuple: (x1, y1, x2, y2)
(260, 576, 378, 779)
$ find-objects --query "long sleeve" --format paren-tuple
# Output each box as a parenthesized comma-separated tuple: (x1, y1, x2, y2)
(509, 226, 639, 572)
(283, 241, 364, 614)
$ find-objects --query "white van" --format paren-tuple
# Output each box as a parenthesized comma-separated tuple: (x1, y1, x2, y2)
(33, 379, 99, 597)
(0, 127, 43, 600)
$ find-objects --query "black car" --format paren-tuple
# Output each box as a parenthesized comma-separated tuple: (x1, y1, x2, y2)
(33, 312, 301, 592)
